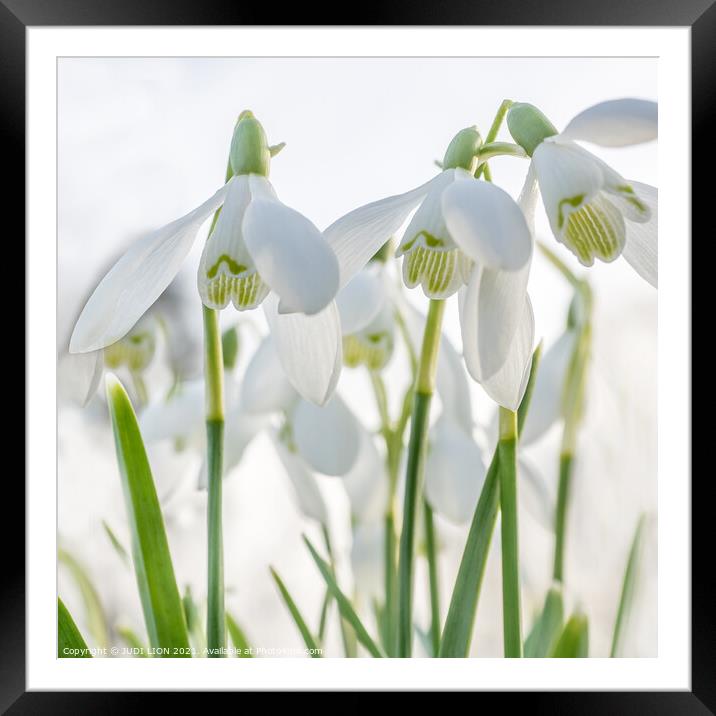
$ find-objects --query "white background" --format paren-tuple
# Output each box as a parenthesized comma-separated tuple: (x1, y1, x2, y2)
(28, 27, 690, 689)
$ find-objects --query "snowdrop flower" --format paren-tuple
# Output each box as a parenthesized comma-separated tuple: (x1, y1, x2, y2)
(66, 316, 161, 406)
(325, 126, 535, 410)
(69, 111, 343, 405)
(507, 99, 658, 286)
(336, 263, 395, 372)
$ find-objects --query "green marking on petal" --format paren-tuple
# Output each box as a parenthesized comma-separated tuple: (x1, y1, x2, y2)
(202, 269, 270, 311)
(401, 243, 471, 299)
(343, 332, 393, 371)
(557, 194, 586, 230)
(562, 195, 626, 265)
(207, 254, 248, 279)
(104, 331, 156, 372)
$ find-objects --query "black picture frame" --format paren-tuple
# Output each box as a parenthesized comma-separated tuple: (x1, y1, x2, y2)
(6, 0, 705, 709)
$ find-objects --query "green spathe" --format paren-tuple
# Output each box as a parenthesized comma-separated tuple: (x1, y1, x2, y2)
(507, 103, 559, 156)
(442, 126, 482, 171)
(230, 110, 272, 177)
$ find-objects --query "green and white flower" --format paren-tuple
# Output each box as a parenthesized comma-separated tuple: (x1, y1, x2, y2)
(336, 263, 395, 371)
(508, 99, 658, 285)
(70, 111, 343, 405)
(324, 130, 535, 410)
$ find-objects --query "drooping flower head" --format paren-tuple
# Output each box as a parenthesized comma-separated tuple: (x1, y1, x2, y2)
(507, 99, 658, 286)
(323, 126, 535, 409)
(70, 111, 344, 405)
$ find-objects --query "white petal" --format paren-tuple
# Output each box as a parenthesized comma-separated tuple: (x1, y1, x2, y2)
(70, 181, 231, 353)
(269, 430, 327, 525)
(265, 295, 342, 406)
(518, 162, 540, 236)
(478, 296, 535, 411)
(243, 198, 339, 315)
(518, 454, 554, 530)
(139, 380, 204, 443)
(324, 172, 450, 288)
(442, 179, 533, 271)
(239, 335, 298, 414)
(560, 99, 657, 147)
(532, 141, 604, 240)
(622, 182, 658, 287)
(223, 406, 266, 472)
(520, 330, 577, 445)
(425, 418, 486, 524)
(63, 349, 105, 406)
(459, 262, 531, 382)
(435, 332, 473, 434)
(342, 429, 389, 522)
(291, 395, 361, 476)
(336, 265, 387, 335)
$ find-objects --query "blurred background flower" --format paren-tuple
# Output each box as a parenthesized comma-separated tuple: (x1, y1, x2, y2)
(58, 57, 656, 657)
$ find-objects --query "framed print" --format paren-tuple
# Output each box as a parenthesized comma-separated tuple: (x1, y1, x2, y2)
(6, 0, 707, 707)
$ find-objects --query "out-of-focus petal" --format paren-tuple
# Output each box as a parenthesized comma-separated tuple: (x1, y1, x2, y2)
(291, 395, 361, 476)
(342, 429, 389, 522)
(425, 418, 486, 524)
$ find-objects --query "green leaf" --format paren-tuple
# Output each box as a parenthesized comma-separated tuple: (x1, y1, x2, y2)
(183, 586, 206, 656)
(439, 451, 500, 657)
(524, 586, 564, 657)
(102, 520, 130, 567)
(58, 598, 91, 657)
(58, 548, 109, 649)
(517, 342, 543, 435)
(226, 613, 253, 657)
(270, 567, 322, 657)
(116, 625, 148, 657)
(105, 374, 190, 655)
(610, 514, 646, 657)
(550, 613, 589, 657)
(303, 536, 384, 658)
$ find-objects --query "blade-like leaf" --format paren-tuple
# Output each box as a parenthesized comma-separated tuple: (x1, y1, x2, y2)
(226, 613, 254, 658)
(105, 374, 190, 655)
(102, 520, 130, 567)
(58, 598, 91, 657)
(524, 586, 564, 657)
(270, 567, 322, 657)
(438, 451, 500, 657)
(183, 586, 206, 656)
(303, 536, 384, 658)
(550, 613, 589, 657)
(58, 548, 109, 649)
(116, 625, 148, 657)
(610, 514, 646, 657)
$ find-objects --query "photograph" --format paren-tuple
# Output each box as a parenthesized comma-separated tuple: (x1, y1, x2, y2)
(56, 55, 659, 661)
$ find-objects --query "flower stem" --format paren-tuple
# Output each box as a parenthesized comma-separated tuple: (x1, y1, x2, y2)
(498, 407, 522, 658)
(203, 304, 225, 656)
(553, 453, 572, 583)
(424, 501, 441, 656)
(475, 99, 514, 180)
(397, 298, 445, 657)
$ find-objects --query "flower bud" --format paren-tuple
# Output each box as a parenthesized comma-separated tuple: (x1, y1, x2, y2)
(442, 127, 482, 172)
(507, 103, 558, 156)
(229, 110, 271, 177)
